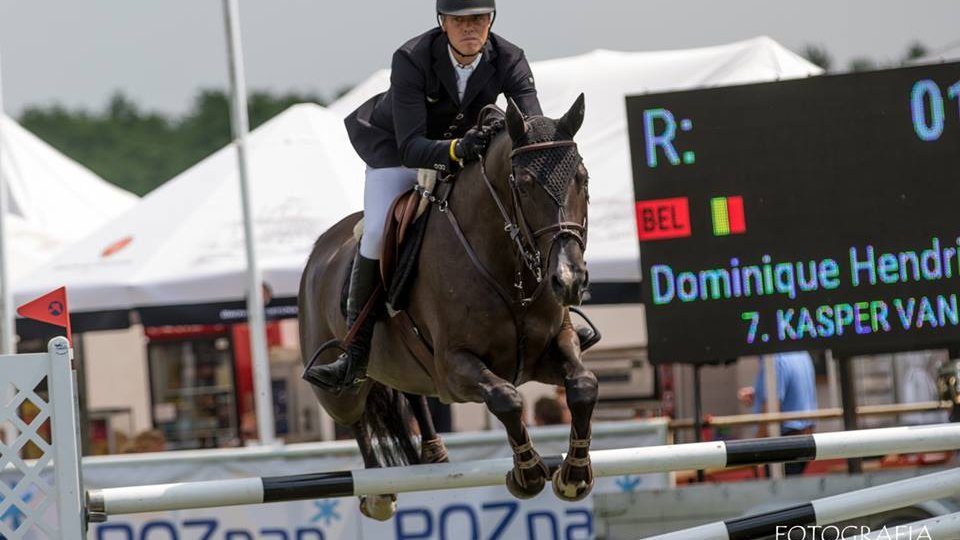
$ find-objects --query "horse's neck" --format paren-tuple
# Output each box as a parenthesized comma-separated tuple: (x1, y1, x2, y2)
(449, 138, 517, 279)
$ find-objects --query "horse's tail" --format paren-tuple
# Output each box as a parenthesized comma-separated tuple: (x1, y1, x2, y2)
(362, 382, 421, 467)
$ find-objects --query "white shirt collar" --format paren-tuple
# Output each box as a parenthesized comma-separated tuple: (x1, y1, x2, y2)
(448, 45, 481, 70)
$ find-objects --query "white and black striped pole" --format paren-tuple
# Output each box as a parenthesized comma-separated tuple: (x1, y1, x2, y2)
(87, 423, 960, 518)
(645, 467, 960, 540)
(852, 510, 960, 540)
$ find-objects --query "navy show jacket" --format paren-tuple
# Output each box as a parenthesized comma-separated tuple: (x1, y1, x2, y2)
(344, 27, 542, 173)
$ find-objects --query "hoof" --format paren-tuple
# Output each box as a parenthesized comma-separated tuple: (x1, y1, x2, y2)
(505, 468, 546, 500)
(359, 494, 397, 521)
(551, 468, 594, 502)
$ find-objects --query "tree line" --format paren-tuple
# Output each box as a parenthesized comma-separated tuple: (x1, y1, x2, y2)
(800, 40, 930, 73)
(19, 89, 329, 196)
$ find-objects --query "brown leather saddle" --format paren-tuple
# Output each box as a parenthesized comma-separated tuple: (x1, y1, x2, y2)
(380, 189, 424, 291)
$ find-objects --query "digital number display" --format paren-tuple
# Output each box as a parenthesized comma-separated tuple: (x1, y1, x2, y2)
(627, 62, 960, 364)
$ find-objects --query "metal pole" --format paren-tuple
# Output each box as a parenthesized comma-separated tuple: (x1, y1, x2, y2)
(692, 364, 705, 483)
(826, 349, 840, 409)
(222, 0, 275, 445)
(0, 45, 18, 449)
(762, 355, 784, 479)
(0, 45, 16, 355)
(838, 355, 862, 473)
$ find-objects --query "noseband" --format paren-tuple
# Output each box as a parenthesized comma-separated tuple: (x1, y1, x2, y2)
(480, 139, 587, 294)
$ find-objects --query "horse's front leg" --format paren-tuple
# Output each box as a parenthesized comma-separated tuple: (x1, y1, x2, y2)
(446, 350, 550, 499)
(548, 311, 599, 501)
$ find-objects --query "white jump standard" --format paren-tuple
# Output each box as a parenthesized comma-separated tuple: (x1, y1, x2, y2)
(87, 422, 960, 519)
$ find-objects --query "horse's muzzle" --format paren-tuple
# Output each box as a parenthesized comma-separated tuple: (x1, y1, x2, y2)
(550, 239, 588, 306)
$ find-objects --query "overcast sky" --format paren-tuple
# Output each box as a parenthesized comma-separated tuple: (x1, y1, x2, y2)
(1, 1, 958, 117)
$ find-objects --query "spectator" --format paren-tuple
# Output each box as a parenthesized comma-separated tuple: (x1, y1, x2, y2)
(121, 429, 167, 453)
(534, 395, 569, 426)
(738, 351, 817, 475)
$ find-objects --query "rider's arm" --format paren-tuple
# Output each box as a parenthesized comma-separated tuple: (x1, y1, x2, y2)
(391, 50, 457, 173)
(504, 53, 542, 117)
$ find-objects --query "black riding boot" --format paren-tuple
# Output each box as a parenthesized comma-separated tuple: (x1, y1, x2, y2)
(303, 254, 380, 393)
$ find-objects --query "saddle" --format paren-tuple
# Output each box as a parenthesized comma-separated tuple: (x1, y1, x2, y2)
(344, 169, 440, 320)
(381, 169, 439, 310)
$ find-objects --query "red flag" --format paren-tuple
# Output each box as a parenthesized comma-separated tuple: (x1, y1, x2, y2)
(17, 287, 72, 345)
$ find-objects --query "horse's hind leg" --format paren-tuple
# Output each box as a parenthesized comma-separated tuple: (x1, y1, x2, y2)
(546, 312, 599, 502)
(447, 351, 550, 499)
(404, 393, 449, 463)
(353, 421, 398, 521)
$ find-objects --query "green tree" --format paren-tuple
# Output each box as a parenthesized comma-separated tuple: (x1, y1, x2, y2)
(848, 57, 877, 72)
(18, 89, 328, 196)
(801, 44, 833, 72)
(903, 41, 929, 62)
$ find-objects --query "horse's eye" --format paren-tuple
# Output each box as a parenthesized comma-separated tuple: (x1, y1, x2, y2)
(516, 170, 535, 187)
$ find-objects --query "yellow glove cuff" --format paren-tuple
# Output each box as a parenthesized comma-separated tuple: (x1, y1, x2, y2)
(449, 139, 463, 165)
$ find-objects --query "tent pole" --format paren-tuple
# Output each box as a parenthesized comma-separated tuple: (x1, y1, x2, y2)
(0, 45, 17, 449)
(222, 0, 276, 445)
(0, 46, 15, 356)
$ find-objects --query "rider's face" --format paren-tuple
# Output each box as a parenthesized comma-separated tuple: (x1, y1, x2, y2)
(441, 14, 492, 58)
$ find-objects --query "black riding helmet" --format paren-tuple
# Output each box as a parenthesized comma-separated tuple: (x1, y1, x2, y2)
(437, 0, 495, 16)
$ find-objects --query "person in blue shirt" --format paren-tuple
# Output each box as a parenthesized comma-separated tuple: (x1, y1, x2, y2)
(738, 351, 818, 475)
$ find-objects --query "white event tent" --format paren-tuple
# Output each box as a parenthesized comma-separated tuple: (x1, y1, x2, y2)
(0, 115, 138, 279)
(17, 37, 820, 328)
(16, 103, 364, 329)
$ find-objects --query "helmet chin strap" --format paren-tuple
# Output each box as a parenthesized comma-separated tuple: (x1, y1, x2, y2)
(448, 40, 484, 59)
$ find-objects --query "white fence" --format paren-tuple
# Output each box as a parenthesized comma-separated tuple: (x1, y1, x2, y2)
(0, 338, 83, 539)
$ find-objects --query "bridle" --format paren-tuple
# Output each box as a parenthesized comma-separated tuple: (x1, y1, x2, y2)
(413, 127, 589, 385)
(479, 139, 587, 302)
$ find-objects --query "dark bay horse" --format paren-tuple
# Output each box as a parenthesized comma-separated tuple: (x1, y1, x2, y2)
(298, 95, 597, 520)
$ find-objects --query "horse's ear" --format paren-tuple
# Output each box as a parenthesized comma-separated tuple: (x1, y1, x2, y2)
(506, 98, 527, 141)
(560, 93, 586, 137)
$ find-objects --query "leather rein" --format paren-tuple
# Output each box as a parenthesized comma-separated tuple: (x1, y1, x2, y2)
(413, 135, 587, 384)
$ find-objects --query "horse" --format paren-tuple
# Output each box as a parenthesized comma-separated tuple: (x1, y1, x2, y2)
(298, 94, 597, 520)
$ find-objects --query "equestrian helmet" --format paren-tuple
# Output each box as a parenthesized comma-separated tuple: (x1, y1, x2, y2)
(437, 0, 495, 16)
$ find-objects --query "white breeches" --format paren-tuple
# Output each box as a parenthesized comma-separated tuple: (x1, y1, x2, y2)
(359, 166, 418, 260)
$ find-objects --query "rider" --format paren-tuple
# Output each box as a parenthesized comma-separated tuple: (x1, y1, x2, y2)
(303, 0, 542, 393)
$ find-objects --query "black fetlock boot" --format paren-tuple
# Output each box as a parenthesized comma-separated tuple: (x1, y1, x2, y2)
(303, 254, 381, 393)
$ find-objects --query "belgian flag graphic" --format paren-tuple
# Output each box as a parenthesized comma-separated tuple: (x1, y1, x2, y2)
(710, 196, 746, 236)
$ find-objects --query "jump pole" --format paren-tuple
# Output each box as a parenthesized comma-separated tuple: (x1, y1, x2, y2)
(88, 423, 960, 518)
(853, 510, 960, 540)
(644, 466, 960, 540)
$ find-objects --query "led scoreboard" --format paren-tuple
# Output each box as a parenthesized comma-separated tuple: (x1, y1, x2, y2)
(627, 62, 960, 364)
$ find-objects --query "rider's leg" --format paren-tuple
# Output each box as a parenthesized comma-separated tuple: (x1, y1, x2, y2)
(303, 166, 417, 393)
